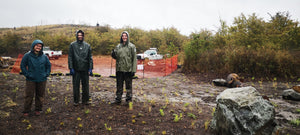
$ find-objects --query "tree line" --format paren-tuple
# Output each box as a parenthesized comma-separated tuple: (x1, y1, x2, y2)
(0, 24, 186, 56)
(0, 12, 299, 80)
(183, 12, 299, 79)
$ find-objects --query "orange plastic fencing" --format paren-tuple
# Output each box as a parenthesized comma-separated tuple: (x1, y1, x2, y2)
(10, 54, 23, 74)
(137, 55, 178, 78)
(11, 54, 178, 78)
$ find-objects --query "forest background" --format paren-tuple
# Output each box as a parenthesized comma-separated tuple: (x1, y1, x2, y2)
(0, 12, 299, 81)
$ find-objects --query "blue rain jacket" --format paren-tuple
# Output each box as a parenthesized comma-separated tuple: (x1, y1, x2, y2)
(20, 40, 51, 82)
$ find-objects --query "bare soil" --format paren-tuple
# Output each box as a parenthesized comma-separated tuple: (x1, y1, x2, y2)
(1, 64, 300, 134)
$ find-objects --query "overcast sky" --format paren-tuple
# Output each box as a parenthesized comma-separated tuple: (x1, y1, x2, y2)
(1, 0, 299, 35)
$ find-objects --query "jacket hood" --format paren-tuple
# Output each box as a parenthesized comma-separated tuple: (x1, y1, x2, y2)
(76, 30, 85, 42)
(31, 39, 44, 55)
(120, 31, 130, 45)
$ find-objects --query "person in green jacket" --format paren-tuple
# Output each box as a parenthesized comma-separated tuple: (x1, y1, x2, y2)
(111, 31, 137, 105)
(68, 30, 93, 106)
(20, 39, 51, 116)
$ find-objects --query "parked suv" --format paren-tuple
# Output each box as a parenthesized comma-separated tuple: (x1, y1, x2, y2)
(43, 46, 62, 59)
(137, 48, 163, 60)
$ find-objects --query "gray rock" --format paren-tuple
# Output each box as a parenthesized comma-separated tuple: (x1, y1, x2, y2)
(210, 86, 277, 135)
(282, 89, 300, 101)
(212, 79, 227, 86)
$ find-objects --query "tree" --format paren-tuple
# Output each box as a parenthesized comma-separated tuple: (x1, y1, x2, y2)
(214, 19, 229, 48)
(267, 12, 300, 50)
(1, 31, 21, 55)
(183, 30, 213, 72)
(229, 13, 266, 49)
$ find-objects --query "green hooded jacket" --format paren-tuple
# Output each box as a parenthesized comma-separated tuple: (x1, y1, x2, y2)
(20, 40, 51, 82)
(68, 30, 93, 71)
(112, 31, 137, 73)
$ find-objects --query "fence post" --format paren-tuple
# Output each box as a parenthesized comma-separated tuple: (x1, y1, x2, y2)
(165, 56, 167, 76)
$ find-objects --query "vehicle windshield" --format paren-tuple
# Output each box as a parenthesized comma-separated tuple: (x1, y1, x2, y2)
(43, 47, 50, 51)
(144, 50, 156, 55)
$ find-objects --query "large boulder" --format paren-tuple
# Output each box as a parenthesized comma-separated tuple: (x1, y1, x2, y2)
(211, 86, 277, 135)
(282, 89, 300, 101)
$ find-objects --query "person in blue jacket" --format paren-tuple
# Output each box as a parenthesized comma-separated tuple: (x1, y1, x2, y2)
(20, 39, 51, 116)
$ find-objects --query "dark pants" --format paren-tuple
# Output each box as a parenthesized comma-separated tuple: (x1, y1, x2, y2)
(116, 72, 133, 102)
(72, 70, 89, 103)
(23, 80, 47, 113)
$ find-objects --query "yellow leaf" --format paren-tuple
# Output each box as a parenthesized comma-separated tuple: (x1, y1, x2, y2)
(77, 117, 81, 121)
(26, 124, 32, 130)
(204, 120, 210, 130)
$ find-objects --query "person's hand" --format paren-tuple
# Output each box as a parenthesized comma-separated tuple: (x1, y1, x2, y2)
(89, 69, 93, 76)
(111, 49, 116, 59)
(70, 69, 75, 75)
(131, 72, 135, 77)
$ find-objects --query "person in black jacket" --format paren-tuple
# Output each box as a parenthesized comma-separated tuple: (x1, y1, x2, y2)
(68, 30, 93, 106)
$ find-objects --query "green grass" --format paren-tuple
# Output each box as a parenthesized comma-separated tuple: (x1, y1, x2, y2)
(290, 119, 300, 126)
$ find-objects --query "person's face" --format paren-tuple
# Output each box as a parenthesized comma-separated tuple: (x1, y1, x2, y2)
(122, 33, 128, 43)
(34, 44, 42, 52)
(77, 33, 83, 41)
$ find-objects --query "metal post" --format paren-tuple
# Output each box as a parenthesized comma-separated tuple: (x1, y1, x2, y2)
(143, 59, 144, 78)
(110, 57, 112, 75)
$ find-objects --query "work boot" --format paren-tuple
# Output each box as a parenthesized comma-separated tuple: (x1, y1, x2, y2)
(126, 98, 132, 103)
(73, 102, 79, 106)
(35, 111, 41, 116)
(83, 101, 90, 105)
(125, 97, 132, 105)
(23, 113, 29, 117)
